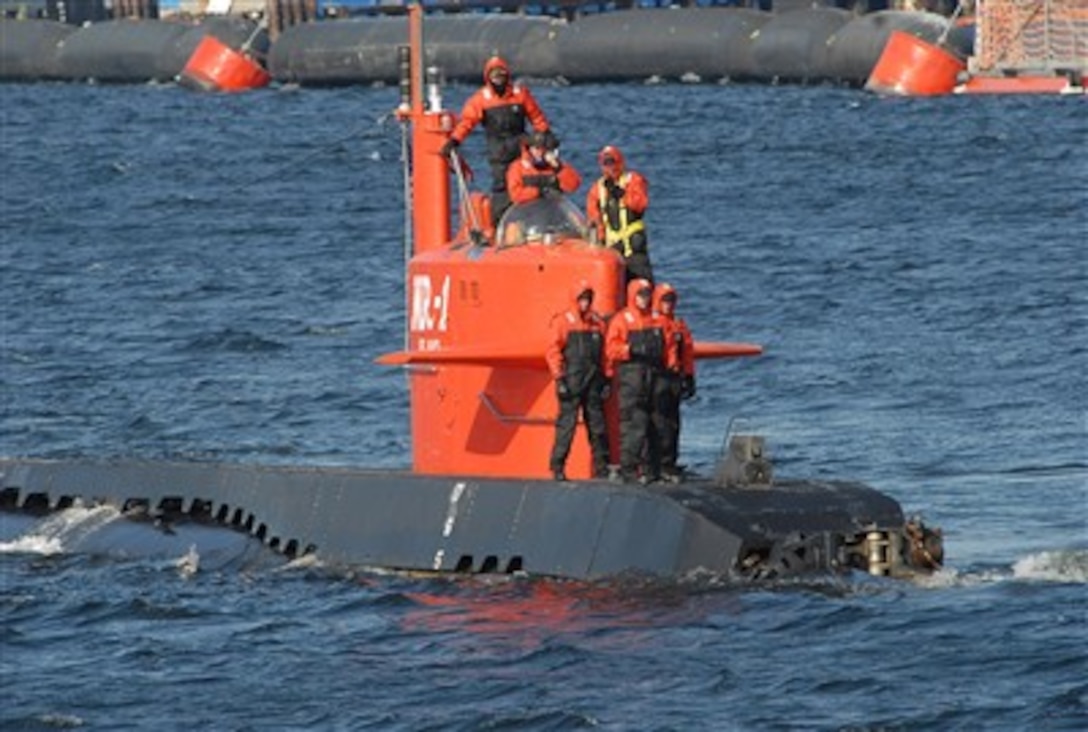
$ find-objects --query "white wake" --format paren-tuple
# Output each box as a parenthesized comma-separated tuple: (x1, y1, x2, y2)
(0, 504, 121, 555)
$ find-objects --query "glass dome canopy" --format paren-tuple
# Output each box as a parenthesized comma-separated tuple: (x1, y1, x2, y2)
(496, 197, 592, 248)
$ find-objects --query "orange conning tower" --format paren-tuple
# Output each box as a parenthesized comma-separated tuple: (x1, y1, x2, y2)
(383, 5, 760, 480)
(406, 243, 624, 479)
(388, 4, 626, 480)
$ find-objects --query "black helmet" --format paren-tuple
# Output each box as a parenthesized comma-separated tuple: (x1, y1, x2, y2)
(527, 130, 559, 151)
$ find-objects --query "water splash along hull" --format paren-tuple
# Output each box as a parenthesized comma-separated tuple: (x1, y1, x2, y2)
(0, 455, 932, 580)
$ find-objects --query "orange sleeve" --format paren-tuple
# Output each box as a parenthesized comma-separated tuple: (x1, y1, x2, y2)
(450, 90, 484, 144)
(521, 87, 550, 133)
(585, 180, 600, 223)
(556, 163, 581, 194)
(623, 171, 648, 214)
(681, 321, 695, 377)
(585, 180, 604, 239)
(506, 159, 538, 205)
(659, 317, 680, 373)
(604, 313, 630, 378)
(545, 314, 568, 379)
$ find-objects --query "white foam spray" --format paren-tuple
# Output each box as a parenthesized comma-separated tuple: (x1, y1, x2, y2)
(0, 504, 121, 556)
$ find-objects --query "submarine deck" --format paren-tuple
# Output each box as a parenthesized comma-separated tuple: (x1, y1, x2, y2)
(0, 457, 904, 579)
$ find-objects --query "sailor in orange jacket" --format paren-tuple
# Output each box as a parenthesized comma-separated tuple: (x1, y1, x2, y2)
(545, 280, 610, 481)
(604, 278, 677, 483)
(585, 146, 652, 286)
(506, 131, 582, 207)
(652, 283, 696, 483)
(441, 56, 551, 221)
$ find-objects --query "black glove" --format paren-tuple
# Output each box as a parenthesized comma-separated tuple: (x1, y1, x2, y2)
(605, 179, 625, 199)
(556, 378, 571, 399)
(680, 375, 696, 400)
(440, 139, 459, 159)
(469, 229, 489, 248)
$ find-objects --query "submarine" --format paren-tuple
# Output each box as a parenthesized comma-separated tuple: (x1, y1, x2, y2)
(0, 4, 943, 581)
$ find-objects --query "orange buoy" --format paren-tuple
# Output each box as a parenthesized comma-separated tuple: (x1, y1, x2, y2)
(865, 30, 966, 97)
(180, 35, 270, 93)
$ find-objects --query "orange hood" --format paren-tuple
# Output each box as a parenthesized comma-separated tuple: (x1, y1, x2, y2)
(598, 145, 626, 177)
(653, 282, 677, 315)
(627, 278, 653, 311)
(483, 56, 510, 85)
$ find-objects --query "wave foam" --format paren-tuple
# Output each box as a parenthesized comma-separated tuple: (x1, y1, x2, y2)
(1012, 549, 1088, 583)
(0, 505, 121, 556)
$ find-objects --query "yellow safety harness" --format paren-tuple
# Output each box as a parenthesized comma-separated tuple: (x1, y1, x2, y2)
(596, 173, 645, 257)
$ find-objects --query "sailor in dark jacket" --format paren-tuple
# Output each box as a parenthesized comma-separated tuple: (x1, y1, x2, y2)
(604, 278, 678, 483)
(441, 56, 552, 222)
(545, 280, 610, 481)
(652, 282, 696, 483)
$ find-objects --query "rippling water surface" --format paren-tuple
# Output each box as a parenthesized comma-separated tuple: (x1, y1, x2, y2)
(1, 82, 1086, 730)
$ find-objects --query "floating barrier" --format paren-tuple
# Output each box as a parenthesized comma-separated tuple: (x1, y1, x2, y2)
(749, 8, 852, 83)
(553, 8, 770, 83)
(180, 34, 271, 92)
(0, 17, 269, 84)
(269, 15, 562, 85)
(0, 19, 75, 81)
(1, 10, 966, 88)
(865, 29, 966, 96)
(269, 9, 964, 87)
(53, 19, 197, 83)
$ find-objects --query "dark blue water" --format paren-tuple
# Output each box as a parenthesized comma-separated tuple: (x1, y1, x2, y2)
(2, 82, 1086, 730)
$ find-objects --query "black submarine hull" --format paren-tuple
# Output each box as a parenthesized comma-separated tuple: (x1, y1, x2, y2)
(0, 456, 923, 580)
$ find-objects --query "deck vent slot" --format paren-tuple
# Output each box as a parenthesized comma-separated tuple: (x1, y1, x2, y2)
(189, 499, 213, 521)
(23, 493, 50, 514)
(0, 487, 19, 509)
(158, 497, 183, 516)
